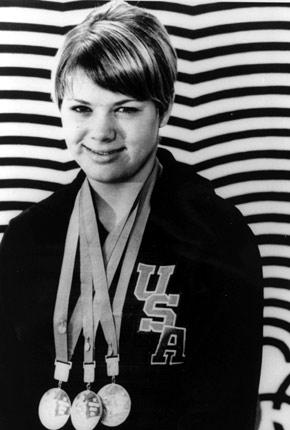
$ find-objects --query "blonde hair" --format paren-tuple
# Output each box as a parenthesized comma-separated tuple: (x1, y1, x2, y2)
(53, 0, 177, 116)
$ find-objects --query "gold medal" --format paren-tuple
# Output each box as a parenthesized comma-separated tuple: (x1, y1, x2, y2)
(98, 383, 131, 427)
(38, 387, 71, 430)
(71, 389, 102, 430)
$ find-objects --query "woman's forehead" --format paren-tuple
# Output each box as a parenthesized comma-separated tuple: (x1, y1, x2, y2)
(63, 69, 142, 105)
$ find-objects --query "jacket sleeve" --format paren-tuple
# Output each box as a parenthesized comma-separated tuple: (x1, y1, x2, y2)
(0, 217, 35, 429)
(180, 195, 263, 430)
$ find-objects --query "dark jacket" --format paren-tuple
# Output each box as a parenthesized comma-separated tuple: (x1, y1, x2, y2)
(0, 148, 263, 429)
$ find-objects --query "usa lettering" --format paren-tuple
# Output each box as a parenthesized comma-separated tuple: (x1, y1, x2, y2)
(151, 326, 186, 365)
(134, 263, 186, 365)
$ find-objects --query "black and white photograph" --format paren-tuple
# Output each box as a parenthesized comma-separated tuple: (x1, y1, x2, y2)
(0, 1, 289, 429)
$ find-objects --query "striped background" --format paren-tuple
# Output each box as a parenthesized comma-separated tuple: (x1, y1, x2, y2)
(0, 1, 290, 428)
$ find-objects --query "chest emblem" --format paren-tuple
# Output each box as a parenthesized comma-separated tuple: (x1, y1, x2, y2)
(134, 263, 186, 365)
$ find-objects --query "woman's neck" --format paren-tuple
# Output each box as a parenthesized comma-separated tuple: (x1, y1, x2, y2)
(88, 157, 155, 232)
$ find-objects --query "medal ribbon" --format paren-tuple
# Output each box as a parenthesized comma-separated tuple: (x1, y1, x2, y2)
(81, 160, 159, 379)
(53, 193, 80, 382)
(53, 161, 160, 385)
(79, 218, 95, 383)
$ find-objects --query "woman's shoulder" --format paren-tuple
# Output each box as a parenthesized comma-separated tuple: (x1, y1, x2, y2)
(156, 148, 262, 283)
(1, 170, 85, 252)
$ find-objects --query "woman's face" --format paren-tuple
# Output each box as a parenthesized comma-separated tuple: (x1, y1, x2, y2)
(60, 68, 170, 184)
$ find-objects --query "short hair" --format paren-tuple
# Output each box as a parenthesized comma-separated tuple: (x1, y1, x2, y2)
(52, 0, 177, 116)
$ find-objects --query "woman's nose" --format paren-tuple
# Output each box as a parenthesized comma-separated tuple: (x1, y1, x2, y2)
(88, 111, 116, 143)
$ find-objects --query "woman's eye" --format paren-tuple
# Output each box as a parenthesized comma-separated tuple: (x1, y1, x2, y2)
(71, 106, 91, 113)
(116, 106, 139, 114)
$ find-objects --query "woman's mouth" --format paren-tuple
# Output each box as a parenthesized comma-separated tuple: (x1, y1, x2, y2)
(81, 144, 124, 156)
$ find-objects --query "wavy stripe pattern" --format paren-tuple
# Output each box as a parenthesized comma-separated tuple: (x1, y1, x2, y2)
(0, 1, 290, 428)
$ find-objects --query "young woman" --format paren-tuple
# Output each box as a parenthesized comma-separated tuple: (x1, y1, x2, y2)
(0, 1, 263, 429)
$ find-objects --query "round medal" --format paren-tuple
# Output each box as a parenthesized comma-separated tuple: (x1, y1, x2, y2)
(98, 383, 131, 427)
(71, 390, 102, 430)
(38, 387, 71, 430)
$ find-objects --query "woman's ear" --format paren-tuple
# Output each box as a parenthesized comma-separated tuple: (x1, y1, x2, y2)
(159, 101, 174, 128)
